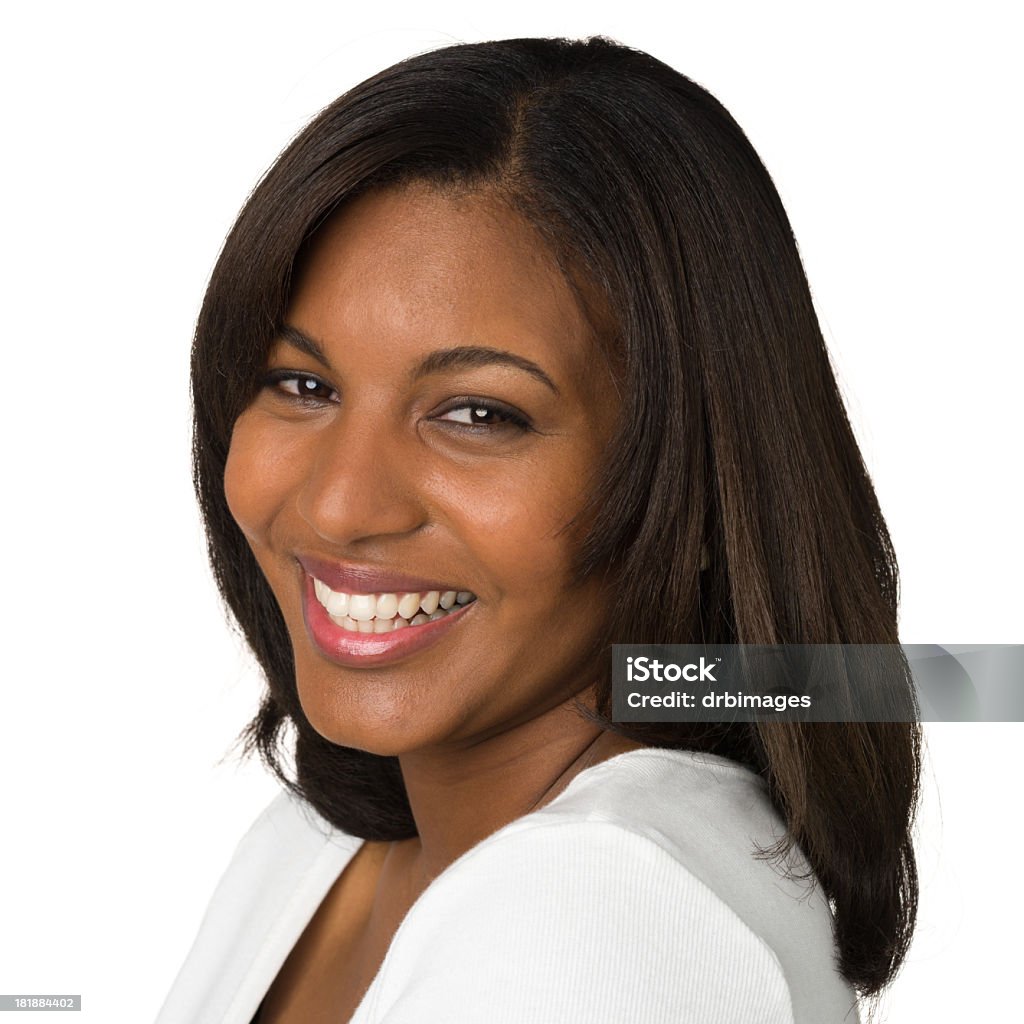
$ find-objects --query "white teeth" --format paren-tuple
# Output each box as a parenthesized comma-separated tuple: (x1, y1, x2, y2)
(313, 577, 478, 632)
(348, 594, 377, 622)
(331, 606, 462, 632)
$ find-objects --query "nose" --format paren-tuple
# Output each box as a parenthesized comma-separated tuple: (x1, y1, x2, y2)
(295, 407, 429, 549)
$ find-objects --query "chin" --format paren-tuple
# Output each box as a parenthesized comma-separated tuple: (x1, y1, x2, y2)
(295, 680, 451, 757)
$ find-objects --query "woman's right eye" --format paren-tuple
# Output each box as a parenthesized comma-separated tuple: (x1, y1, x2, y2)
(261, 370, 339, 404)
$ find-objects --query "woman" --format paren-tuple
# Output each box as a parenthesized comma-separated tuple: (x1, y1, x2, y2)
(158, 36, 919, 1023)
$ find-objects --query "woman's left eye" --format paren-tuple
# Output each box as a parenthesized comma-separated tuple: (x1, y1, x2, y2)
(435, 402, 531, 431)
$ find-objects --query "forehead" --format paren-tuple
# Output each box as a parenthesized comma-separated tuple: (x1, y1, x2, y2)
(285, 183, 608, 389)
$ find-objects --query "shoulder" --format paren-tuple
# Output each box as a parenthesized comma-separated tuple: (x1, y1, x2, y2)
(155, 788, 360, 1024)
(359, 750, 858, 1023)
(362, 819, 792, 1023)
(199, 786, 355, 900)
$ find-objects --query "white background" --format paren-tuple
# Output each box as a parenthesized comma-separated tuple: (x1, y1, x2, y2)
(1, 1, 1020, 1021)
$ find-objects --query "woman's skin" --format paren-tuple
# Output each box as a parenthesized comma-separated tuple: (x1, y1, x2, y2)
(224, 182, 646, 1022)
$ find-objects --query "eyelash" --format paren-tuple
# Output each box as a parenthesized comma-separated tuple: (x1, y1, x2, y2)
(434, 400, 531, 432)
(259, 371, 532, 433)
(262, 369, 339, 403)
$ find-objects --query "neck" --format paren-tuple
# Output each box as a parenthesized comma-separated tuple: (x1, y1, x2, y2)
(389, 694, 645, 895)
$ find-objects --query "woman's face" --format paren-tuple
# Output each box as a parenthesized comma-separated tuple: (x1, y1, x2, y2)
(225, 183, 621, 756)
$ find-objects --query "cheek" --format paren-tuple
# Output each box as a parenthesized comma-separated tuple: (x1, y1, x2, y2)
(223, 410, 299, 546)
(442, 452, 591, 596)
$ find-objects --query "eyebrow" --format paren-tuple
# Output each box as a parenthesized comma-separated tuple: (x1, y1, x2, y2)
(277, 323, 561, 395)
(278, 324, 331, 366)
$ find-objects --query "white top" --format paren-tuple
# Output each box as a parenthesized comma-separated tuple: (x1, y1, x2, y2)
(155, 748, 860, 1023)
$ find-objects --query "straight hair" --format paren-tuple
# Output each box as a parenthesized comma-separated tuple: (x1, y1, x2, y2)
(192, 36, 920, 997)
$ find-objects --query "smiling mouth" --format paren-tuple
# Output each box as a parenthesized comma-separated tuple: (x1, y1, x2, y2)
(311, 578, 477, 633)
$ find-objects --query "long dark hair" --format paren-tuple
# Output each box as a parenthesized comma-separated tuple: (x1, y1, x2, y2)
(192, 36, 919, 997)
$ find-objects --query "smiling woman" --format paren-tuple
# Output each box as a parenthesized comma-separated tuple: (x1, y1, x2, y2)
(224, 185, 623, 761)
(158, 35, 920, 1024)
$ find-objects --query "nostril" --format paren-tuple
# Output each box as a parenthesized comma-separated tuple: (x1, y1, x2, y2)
(295, 441, 430, 546)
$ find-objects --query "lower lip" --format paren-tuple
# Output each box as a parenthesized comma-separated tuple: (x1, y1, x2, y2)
(301, 576, 475, 667)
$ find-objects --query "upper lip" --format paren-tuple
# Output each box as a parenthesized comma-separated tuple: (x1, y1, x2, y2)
(296, 555, 470, 595)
